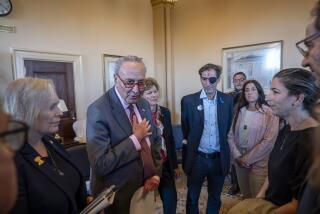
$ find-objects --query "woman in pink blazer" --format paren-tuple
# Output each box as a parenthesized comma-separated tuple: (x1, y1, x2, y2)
(228, 80, 279, 198)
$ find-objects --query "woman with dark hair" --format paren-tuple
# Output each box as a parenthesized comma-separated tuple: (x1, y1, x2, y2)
(228, 68, 319, 214)
(142, 77, 181, 214)
(228, 80, 279, 198)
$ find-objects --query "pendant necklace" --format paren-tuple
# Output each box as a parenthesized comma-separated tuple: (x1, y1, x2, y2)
(47, 149, 65, 176)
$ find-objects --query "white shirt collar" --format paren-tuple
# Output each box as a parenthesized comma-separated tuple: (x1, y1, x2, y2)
(200, 89, 217, 101)
(115, 86, 131, 109)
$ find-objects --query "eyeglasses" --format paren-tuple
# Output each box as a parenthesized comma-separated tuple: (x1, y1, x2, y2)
(116, 74, 145, 90)
(0, 120, 28, 151)
(296, 32, 320, 57)
(234, 78, 245, 83)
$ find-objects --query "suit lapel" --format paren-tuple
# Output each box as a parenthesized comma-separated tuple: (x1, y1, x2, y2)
(217, 91, 224, 144)
(137, 100, 158, 141)
(195, 93, 204, 130)
(20, 143, 76, 207)
(136, 101, 147, 120)
(109, 87, 132, 136)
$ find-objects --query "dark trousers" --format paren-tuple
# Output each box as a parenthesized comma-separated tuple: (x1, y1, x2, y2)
(230, 164, 239, 192)
(158, 162, 177, 214)
(186, 154, 225, 214)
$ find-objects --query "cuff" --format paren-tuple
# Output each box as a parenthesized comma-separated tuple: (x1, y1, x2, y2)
(130, 135, 141, 151)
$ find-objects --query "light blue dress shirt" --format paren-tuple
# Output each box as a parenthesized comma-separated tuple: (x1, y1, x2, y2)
(198, 89, 220, 153)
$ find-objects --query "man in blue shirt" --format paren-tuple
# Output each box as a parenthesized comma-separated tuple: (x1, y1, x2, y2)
(181, 63, 233, 214)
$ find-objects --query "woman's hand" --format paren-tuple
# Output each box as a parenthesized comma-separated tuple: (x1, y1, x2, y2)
(235, 157, 251, 168)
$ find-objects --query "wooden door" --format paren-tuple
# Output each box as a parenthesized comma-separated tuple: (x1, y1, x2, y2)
(24, 60, 76, 144)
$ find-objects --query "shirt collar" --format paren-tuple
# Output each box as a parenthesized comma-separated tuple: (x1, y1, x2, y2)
(115, 86, 130, 109)
(200, 89, 217, 101)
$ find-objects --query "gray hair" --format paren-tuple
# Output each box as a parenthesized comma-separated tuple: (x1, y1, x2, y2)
(114, 55, 146, 75)
(4, 77, 56, 127)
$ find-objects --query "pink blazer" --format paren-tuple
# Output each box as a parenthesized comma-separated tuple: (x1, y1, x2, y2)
(228, 105, 279, 175)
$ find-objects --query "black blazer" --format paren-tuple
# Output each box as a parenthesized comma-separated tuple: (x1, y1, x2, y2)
(11, 135, 87, 214)
(159, 106, 178, 177)
(181, 90, 233, 176)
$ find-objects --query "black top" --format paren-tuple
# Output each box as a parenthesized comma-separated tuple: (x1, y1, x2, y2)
(45, 145, 81, 210)
(159, 106, 178, 177)
(265, 125, 314, 206)
(12, 135, 87, 214)
(297, 183, 320, 214)
(228, 90, 241, 104)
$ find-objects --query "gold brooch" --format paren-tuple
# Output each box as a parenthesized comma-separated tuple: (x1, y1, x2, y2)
(34, 156, 44, 166)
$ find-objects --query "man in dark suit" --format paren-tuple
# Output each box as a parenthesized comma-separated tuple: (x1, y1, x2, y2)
(86, 55, 162, 214)
(227, 71, 246, 195)
(228, 71, 246, 106)
(181, 63, 233, 214)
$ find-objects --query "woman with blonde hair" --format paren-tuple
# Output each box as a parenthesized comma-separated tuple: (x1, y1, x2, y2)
(5, 77, 87, 214)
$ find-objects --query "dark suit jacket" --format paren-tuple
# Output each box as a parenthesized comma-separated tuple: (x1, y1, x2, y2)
(159, 106, 178, 177)
(86, 87, 162, 212)
(181, 90, 233, 176)
(11, 135, 87, 214)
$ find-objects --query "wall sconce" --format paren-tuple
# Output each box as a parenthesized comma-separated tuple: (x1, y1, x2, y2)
(57, 99, 68, 112)
(55, 99, 68, 144)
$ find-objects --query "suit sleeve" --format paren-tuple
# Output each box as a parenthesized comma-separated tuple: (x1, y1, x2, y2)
(181, 97, 189, 141)
(227, 122, 242, 160)
(86, 104, 140, 178)
(150, 131, 163, 177)
(165, 108, 178, 169)
(10, 156, 29, 214)
(181, 97, 189, 170)
(227, 97, 234, 133)
(242, 113, 279, 165)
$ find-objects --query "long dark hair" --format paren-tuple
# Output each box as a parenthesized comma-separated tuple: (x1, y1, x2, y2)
(232, 80, 268, 132)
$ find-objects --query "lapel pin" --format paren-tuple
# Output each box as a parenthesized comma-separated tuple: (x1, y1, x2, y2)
(34, 156, 44, 166)
(197, 104, 203, 111)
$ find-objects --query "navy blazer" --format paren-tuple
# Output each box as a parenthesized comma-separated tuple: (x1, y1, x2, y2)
(181, 90, 233, 176)
(11, 135, 87, 214)
(159, 106, 178, 177)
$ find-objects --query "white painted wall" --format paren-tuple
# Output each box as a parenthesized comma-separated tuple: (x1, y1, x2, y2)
(173, 0, 315, 121)
(0, 0, 316, 121)
(0, 0, 155, 119)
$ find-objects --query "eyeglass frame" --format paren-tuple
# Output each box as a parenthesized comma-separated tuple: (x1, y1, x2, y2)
(296, 32, 320, 57)
(233, 77, 245, 83)
(116, 74, 146, 90)
(0, 120, 28, 152)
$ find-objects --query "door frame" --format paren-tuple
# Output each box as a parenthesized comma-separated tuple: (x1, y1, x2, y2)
(11, 48, 85, 119)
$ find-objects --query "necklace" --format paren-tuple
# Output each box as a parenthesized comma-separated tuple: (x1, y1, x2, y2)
(47, 149, 64, 176)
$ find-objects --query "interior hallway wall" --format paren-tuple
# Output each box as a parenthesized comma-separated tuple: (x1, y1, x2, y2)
(0, 0, 155, 119)
(173, 0, 315, 122)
